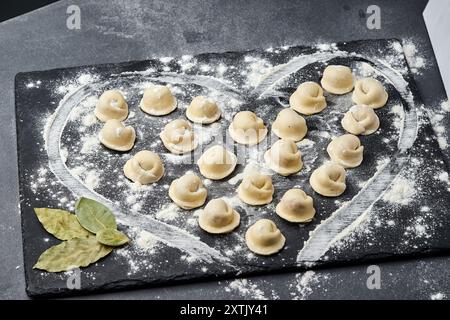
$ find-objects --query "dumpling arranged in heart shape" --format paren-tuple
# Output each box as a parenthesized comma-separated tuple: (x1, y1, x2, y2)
(245, 219, 285, 255)
(352, 77, 388, 109)
(140, 84, 177, 116)
(99, 119, 136, 152)
(326, 134, 364, 168)
(321, 65, 354, 95)
(228, 111, 267, 145)
(186, 96, 221, 124)
(160, 119, 197, 154)
(198, 198, 240, 234)
(341, 104, 380, 135)
(272, 108, 307, 141)
(310, 163, 347, 197)
(197, 145, 237, 180)
(123, 150, 164, 184)
(169, 172, 207, 210)
(237, 172, 274, 205)
(95, 90, 129, 122)
(276, 188, 316, 223)
(289, 82, 327, 115)
(264, 139, 303, 176)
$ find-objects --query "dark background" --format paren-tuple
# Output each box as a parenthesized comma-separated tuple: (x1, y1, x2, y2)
(0, 0, 59, 22)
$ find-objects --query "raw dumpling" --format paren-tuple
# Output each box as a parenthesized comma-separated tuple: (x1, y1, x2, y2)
(352, 77, 388, 109)
(123, 150, 164, 184)
(245, 219, 285, 255)
(186, 96, 221, 124)
(237, 172, 274, 205)
(272, 108, 307, 141)
(94, 90, 129, 122)
(198, 198, 240, 234)
(326, 134, 364, 168)
(341, 105, 380, 135)
(310, 163, 347, 197)
(228, 111, 267, 145)
(264, 139, 303, 176)
(140, 85, 177, 116)
(99, 119, 136, 152)
(276, 189, 315, 223)
(169, 173, 207, 210)
(289, 82, 327, 115)
(160, 119, 197, 154)
(321, 65, 354, 95)
(197, 145, 237, 180)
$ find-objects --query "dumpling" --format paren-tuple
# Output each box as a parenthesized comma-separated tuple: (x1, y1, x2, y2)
(160, 119, 197, 154)
(309, 163, 347, 197)
(228, 111, 267, 145)
(140, 85, 177, 116)
(245, 219, 285, 255)
(352, 77, 388, 109)
(272, 108, 307, 141)
(197, 145, 237, 180)
(321, 65, 354, 94)
(264, 139, 303, 176)
(186, 96, 221, 124)
(341, 105, 380, 135)
(169, 173, 207, 210)
(326, 134, 364, 168)
(123, 150, 164, 184)
(289, 82, 327, 115)
(198, 198, 240, 234)
(99, 119, 136, 152)
(276, 189, 315, 223)
(94, 90, 128, 122)
(237, 172, 274, 205)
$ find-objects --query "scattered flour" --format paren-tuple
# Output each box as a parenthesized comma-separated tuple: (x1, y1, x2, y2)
(155, 204, 179, 221)
(430, 292, 446, 300)
(136, 230, 158, 252)
(402, 40, 427, 74)
(225, 279, 267, 299)
(383, 177, 416, 205)
(292, 271, 319, 300)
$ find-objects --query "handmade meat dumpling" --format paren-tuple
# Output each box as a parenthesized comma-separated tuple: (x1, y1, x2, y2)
(140, 85, 177, 116)
(272, 108, 307, 141)
(99, 119, 135, 152)
(123, 150, 164, 184)
(245, 219, 285, 255)
(276, 188, 315, 223)
(309, 163, 347, 197)
(326, 134, 364, 168)
(264, 139, 303, 176)
(228, 111, 267, 145)
(341, 104, 380, 135)
(186, 96, 221, 124)
(197, 145, 237, 180)
(198, 198, 240, 234)
(289, 82, 327, 115)
(352, 77, 388, 109)
(94, 90, 128, 122)
(169, 173, 207, 209)
(160, 119, 197, 154)
(237, 172, 274, 205)
(320, 65, 354, 95)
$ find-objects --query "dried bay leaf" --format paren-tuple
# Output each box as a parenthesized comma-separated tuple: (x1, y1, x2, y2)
(96, 229, 129, 246)
(34, 208, 91, 240)
(75, 197, 117, 234)
(33, 237, 113, 272)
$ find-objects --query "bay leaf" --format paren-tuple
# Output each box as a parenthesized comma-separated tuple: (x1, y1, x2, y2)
(96, 229, 129, 246)
(33, 237, 113, 272)
(75, 197, 117, 234)
(34, 208, 91, 240)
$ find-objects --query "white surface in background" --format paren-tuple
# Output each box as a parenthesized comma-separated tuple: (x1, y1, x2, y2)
(424, 0, 450, 97)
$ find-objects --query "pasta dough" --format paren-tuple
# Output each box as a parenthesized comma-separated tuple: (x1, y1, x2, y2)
(169, 172, 207, 209)
(197, 145, 237, 180)
(237, 172, 274, 205)
(245, 219, 285, 255)
(327, 134, 364, 168)
(272, 108, 307, 141)
(160, 119, 197, 154)
(289, 82, 327, 115)
(352, 77, 388, 109)
(123, 150, 164, 184)
(264, 139, 303, 176)
(310, 163, 347, 197)
(140, 85, 177, 116)
(228, 111, 267, 145)
(99, 119, 136, 152)
(276, 189, 315, 223)
(94, 90, 129, 122)
(341, 104, 380, 135)
(321, 65, 354, 94)
(198, 198, 240, 234)
(186, 96, 221, 124)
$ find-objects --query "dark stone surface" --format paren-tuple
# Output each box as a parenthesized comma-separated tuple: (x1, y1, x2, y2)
(1, 0, 449, 299)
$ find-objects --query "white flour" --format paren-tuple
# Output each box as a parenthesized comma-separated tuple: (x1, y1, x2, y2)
(224, 279, 267, 300)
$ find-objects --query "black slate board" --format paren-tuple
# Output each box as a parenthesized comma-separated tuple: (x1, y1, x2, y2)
(16, 39, 450, 297)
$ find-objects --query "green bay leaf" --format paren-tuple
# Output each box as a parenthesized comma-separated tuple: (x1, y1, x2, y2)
(75, 197, 117, 234)
(34, 208, 91, 240)
(33, 237, 113, 272)
(96, 229, 129, 246)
